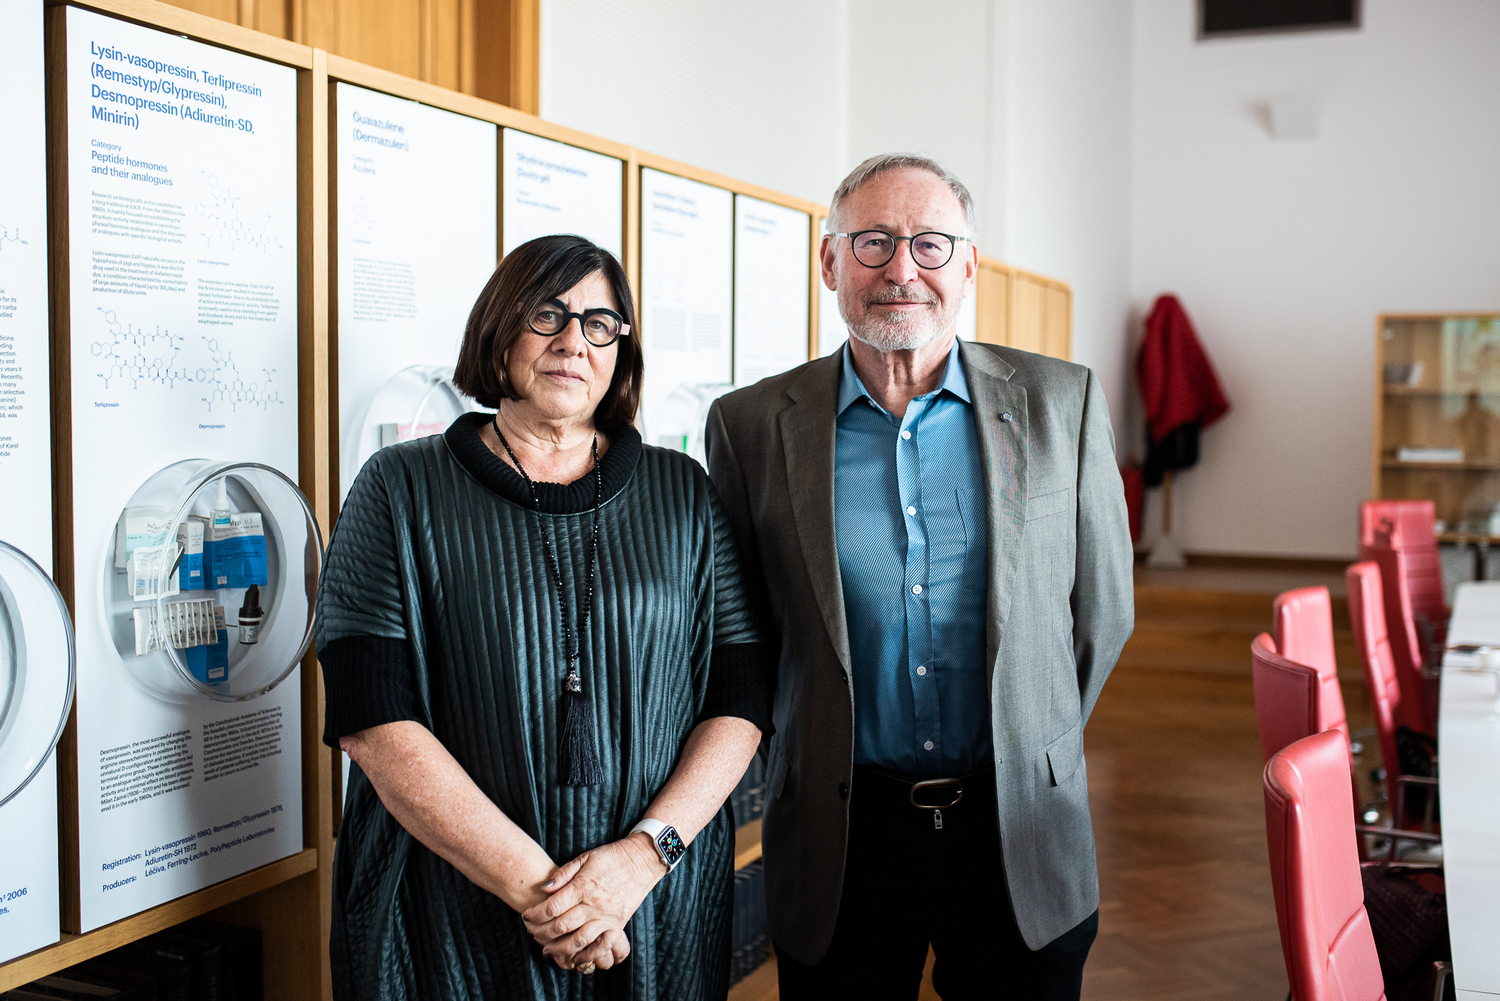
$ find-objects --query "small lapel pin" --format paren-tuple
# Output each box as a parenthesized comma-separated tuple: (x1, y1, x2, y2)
(1000, 411, 1013, 423)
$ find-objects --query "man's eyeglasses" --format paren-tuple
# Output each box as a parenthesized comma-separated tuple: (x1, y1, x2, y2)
(526, 300, 630, 347)
(832, 230, 967, 270)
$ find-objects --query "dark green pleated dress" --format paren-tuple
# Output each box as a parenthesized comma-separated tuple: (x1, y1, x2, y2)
(316, 414, 768, 1001)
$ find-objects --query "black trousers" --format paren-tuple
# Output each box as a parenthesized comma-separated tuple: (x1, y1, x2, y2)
(775, 765, 1098, 1001)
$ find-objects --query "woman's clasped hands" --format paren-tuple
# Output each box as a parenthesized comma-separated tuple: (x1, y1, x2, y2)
(522, 832, 668, 973)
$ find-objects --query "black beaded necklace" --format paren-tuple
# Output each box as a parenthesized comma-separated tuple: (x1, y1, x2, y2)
(493, 413, 605, 786)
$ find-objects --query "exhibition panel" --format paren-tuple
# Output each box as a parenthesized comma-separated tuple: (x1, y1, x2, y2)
(0, 543, 75, 965)
(63, 6, 308, 931)
(333, 81, 497, 503)
(638, 167, 735, 461)
(0, 0, 65, 966)
(0, 0, 1075, 989)
(501, 128, 624, 258)
(732, 194, 810, 387)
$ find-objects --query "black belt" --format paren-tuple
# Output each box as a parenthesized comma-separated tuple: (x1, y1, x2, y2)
(859, 764, 995, 828)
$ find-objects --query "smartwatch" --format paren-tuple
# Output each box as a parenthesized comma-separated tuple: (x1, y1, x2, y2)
(629, 818, 686, 873)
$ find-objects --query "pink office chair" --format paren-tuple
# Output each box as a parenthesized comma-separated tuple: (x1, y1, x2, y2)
(1346, 562, 1441, 838)
(1264, 730, 1451, 1001)
(1359, 501, 1447, 735)
(1252, 631, 1382, 860)
(1272, 587, 1350, 749)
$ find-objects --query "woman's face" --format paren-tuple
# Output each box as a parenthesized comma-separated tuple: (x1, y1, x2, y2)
(503, 270, 621, 427)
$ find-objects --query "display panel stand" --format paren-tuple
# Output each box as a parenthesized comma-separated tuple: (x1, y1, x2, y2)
(3, 0, 334, 995)
(0, 0, 65, 967)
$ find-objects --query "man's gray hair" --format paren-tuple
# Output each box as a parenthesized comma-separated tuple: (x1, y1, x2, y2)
(825, 153, 978, 241)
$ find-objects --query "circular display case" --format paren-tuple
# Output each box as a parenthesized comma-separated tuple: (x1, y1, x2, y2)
(650, 382, 734, 463)
(0, 540, 77, 808)
(346, 365, 479, 493)
(105, 460, 322, 703)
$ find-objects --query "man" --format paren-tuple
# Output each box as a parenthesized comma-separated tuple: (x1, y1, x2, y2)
(705, 153, 1133, 1000)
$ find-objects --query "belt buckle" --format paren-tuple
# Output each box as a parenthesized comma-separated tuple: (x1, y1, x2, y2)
(909, 777, 964, 811)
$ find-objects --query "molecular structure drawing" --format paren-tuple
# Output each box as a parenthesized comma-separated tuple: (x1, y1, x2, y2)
(196, 172, 284, 253)
(0, 223, 26, 250)
(197, 337, 284, 413)
(92, 308, 192, 389)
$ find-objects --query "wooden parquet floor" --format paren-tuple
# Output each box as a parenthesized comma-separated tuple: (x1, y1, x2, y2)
(1082, 666, 1375, 1001)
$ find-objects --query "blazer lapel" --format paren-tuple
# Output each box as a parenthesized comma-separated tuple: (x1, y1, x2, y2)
(959, 341, 1027, 683)
(778, 354, 852, 677)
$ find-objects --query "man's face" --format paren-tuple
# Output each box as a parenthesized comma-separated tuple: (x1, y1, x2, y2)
(821, 168, 977, 353)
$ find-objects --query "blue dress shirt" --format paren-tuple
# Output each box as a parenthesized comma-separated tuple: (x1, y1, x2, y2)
(834, 340, 993, 777)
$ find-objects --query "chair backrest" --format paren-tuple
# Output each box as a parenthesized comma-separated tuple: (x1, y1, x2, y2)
(1263, 729, 1387, 1001)
(1252, 633, 1320, 763)
(1358, 500, 1446, 731)
(1272, 587, 1350, 746)
(1345, 561, 1404, 810)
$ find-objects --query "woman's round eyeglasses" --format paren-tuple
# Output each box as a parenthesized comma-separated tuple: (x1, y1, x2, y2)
(833, 230, 967, 270)
(527, 300, 630, 347)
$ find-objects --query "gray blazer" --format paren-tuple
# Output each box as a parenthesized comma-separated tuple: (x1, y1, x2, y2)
(705, 340, 1134, 962)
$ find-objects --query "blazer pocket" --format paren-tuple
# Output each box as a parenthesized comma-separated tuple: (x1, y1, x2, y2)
(1046, 720, 1084, 786)
(1025, 486, 1074, 523)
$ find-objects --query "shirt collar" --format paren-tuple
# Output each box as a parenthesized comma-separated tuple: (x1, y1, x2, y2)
(837, 337, 973, 416)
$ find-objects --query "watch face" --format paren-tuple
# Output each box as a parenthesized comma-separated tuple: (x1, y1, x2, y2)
(657, 826, 686, 866)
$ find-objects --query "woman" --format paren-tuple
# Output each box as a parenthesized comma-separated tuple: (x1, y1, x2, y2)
(317, 234, 771, 1000)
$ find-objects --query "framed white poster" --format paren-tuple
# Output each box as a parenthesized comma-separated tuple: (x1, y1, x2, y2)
(501, 129, 622, 260)
(732, 195, 809, 386)
(0, 0, 62, 962)
(335, 82, 497, 502)
(66, 8, 303, 930)
(639, 169, 733, 462)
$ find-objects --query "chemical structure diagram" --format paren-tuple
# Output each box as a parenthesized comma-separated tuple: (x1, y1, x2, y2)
(92, 308, 192, 390)
(195, 172, 284, 253)
(0, 222, 26, 250)
(92, 309, 285, 413)
(196, 337, 284, 413)
(347, 195, 380, 243)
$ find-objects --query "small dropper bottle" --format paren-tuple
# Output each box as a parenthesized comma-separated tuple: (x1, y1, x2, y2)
(237, 584, 264, 645)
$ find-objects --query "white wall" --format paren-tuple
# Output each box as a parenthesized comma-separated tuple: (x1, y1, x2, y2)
(1130, 0, 1500, 558)
(1002, 0, 1134, 447)
(539, 0, 848, 207)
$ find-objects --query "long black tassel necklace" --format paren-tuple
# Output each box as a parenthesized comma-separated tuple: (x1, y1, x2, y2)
(495, 414, 605, 787)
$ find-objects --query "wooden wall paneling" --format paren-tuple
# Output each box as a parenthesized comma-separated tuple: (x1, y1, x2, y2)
(624, 152, 641, 310)
(807, 209, 824, 360)
(1009, 273, 1046, 355)
(1044, 282, 1071, 361)
(974, 259, 1010, 346)
(471, 0, 537, 112)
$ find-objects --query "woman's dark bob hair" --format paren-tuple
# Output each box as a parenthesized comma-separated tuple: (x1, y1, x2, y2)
(452, 234, 642, 431)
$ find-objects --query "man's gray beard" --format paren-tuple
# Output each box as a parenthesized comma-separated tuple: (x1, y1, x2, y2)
(839, 286, 949, 352)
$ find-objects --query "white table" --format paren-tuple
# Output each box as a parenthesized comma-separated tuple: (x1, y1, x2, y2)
(1440, 581, 1500, 998)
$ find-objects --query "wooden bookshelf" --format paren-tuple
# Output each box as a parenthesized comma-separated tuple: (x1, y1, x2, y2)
(1373, 313, 1500, 530)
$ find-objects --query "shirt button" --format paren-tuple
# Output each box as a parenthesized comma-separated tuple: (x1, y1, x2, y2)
(906, 505, 916, 516)
(900, 430, 912, 440)
(923, 740, 935, 751)
(838, 782, 850, 799)
(916, 665, 927, 676)
(911, 584, 923, 595)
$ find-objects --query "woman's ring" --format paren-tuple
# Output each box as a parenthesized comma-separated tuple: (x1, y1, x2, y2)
(576, 962, 596, 975)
